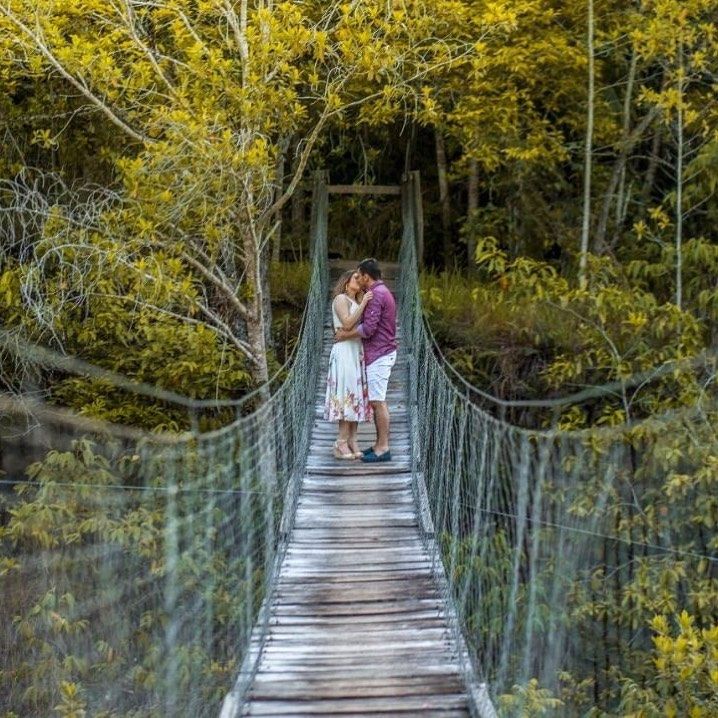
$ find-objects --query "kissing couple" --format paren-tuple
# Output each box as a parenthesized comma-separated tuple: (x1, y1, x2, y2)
(323, 258, 397, 463)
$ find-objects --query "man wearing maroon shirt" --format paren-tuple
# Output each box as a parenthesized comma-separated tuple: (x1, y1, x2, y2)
(335, 258, 397, 463)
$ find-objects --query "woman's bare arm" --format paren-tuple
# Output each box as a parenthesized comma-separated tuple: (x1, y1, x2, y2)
(333, 293, 372, 330)
(335, 327, 361, 341)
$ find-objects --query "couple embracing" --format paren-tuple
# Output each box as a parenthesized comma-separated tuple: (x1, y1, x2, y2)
(323, 258, 397, 463)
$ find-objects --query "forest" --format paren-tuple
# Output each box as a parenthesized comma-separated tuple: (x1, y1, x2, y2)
(1, 1, 717, 716)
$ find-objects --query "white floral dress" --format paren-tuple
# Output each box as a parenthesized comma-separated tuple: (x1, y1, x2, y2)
(323, 296, 373, 423)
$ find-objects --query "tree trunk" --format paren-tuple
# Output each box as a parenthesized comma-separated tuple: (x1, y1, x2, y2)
(595, 110, 659, 253)
(290, 143, 304, 261)
(640, 124, 662, 210)
(261, 237, 273, 351)
(614, 52, 638, 230)
(272, 138, 289, 263)
(404, 120, 417, 175)
(675, 39, 684, 309)
(410, 170, 424, 269)
(579, 0, 594, 289)
(467, 157, 479, 269)
(242, 220, 270, 386)
(595, 50, 637, 254)
(434, 129, 452, 268)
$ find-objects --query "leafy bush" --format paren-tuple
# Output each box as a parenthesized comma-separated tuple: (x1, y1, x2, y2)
(421, 237, 708, 429)
(269, 260, 312, 309)
(0, 438, 261, 717)
(619, 612, 718, 717)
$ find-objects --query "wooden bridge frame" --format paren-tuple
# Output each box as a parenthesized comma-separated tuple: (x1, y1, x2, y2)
(308, 170, 424, 266)
(305, 171, 495, 717)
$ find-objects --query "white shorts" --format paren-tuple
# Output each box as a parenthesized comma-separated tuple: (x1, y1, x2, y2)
(366, 351, 397, 402)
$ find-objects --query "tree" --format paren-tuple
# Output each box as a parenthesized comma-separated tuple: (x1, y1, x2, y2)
(0, 0, 471, 385)
(578, 0, 595, 289)
(628, 0, 718, 308)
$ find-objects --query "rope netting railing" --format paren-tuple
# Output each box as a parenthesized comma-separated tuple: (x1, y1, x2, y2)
(398, 184, 718, 714)
(0, 185, 328, 717)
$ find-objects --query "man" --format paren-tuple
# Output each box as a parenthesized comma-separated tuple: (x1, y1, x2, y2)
(335, 258, 397, 463)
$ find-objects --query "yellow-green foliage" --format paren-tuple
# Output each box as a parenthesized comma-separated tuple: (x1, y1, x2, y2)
(0, 439, 257, 716)
(0, 256, 253, 430)
(619, 612, 718, 717)
(498, 679, 564, 717)
(269, 261, 312, 309)
(422, 236, 707, 428)
(427, 234, 717, 715)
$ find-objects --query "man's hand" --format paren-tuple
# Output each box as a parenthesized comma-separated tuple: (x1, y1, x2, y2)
(334, 328, 351, 342)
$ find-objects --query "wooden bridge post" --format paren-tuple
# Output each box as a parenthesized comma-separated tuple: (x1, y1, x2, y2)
(402, 171, 424, 267)
(410, 170, 424, 267)
(309, 169, 329, 262)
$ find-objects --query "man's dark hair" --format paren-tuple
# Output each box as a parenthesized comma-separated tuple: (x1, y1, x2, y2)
(357, 258, 382, 280)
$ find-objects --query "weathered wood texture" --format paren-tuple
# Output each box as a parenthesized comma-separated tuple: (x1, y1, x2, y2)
(242, 272, 471, 716)
(326, 184, 401, 196)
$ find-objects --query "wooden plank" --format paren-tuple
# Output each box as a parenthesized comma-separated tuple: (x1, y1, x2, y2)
(249, 675, 465, 699)
(302, 486, 411, 500)
(281, 558, 437, 570)
(252, 664, 462, 680)
(284, 555, 428, 566)
(309, 435, 410, 443)
(326, 184, 401, 195)
(259, 633, 454, 649)
(284, 556, 433, 570)
(266, 624, 452, 636)
(270, 597, 445, 616)
(295, 501, 416, 512)
(298, 487, 414, 498)
(304, 465, 411, 476)
(244, 695, 468, 715)
(267, 609, 447, 623)
(248, 657, 463, 672)
(292, 515, 418, 525)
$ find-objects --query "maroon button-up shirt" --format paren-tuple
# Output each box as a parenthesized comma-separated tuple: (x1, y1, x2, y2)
(357, 280, 398, 366)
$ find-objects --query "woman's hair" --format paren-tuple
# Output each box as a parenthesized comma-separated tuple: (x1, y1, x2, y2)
(332, 269, 356, 299)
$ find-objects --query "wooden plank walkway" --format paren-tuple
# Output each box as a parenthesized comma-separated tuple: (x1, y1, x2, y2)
(239, 273, 473, 716)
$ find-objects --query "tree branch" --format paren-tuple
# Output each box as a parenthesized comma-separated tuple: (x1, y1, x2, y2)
(180, 250, 251, 320)
(0, 6, 151, 144)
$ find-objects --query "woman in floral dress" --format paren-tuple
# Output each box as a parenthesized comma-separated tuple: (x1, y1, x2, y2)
(324, 270, 373, 459)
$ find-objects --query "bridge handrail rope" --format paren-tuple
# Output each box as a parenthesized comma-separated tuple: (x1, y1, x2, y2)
(0, 246, 323, 427)
(397, 173, 718, 709)
(0, 177, 329, 716)
(421, 307, 716, 412)
(406, 253, 716, 437)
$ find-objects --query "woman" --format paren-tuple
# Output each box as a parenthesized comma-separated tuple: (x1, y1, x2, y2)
(323, 270, 373, 459)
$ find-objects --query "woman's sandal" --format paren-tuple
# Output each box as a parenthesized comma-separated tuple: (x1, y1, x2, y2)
(333, 440, 356, 460)
(348, 443, 363, 460)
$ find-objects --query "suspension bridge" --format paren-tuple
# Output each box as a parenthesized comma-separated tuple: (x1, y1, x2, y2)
(1, 173, 715, 717)
(221, 258, 492, 717)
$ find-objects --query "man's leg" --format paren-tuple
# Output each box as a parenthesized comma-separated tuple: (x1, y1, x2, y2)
(364, 351, 396, 459)
(371, 400, 390, 455)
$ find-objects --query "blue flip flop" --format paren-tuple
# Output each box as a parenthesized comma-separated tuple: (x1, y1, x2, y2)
(361, 450, 392, 463)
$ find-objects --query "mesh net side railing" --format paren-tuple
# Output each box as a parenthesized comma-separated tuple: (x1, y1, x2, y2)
(0, 187, 328, 717)
(398, 191, 718, 714)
